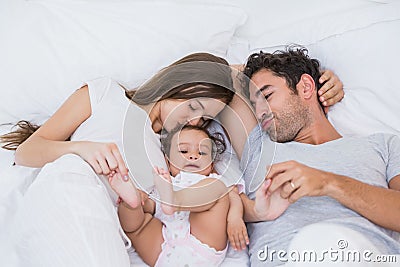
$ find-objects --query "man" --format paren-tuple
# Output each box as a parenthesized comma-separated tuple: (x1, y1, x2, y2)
(222, 46, 400, 266)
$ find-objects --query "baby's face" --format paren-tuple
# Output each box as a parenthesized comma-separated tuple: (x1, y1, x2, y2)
(167, 129, 213, 176)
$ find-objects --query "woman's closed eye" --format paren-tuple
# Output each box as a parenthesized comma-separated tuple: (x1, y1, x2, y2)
(199, 151, 207, 156)
(179, 150, 188, 154)
(189, 101, 201, 111)
(189, 99, 205, 112)
(189, 104, 196, 111)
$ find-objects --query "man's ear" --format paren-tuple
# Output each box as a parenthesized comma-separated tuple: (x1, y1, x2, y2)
(298, 74, 316, 100)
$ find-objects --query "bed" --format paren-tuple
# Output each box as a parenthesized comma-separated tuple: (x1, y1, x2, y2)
(1, 0, 399, 266)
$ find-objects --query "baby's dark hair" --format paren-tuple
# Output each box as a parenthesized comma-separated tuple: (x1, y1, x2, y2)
(161, 124, 226, 160)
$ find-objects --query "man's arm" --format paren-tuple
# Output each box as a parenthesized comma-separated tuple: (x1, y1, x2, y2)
(326, 174, 400, 232)
(267, 161, 400, 232)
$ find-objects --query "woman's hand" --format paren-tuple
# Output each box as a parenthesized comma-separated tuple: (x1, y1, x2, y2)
(227, 218, 249, 251)
(73, 141, 129, 177)
(318, 69, 344, 109)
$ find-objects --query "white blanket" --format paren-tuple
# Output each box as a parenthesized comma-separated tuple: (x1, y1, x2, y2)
(0, 155, 249, 267)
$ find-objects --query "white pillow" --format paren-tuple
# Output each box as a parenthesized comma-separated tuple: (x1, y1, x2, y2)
(231, 0, 378, 42)
(248, 2, 400, 137)
(223, 0, 381, 64)
(250, 1, 399, 52)
(0, 0, 246, 125)
(37, 0, 377, 56)
(311, 22, 400, 136)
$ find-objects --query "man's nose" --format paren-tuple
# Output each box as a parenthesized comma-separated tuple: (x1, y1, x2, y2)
(256, 99, 271, 121)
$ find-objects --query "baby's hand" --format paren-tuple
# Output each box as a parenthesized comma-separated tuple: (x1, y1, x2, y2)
(227, 218, 249, 251)
(153, 166, 172, 191)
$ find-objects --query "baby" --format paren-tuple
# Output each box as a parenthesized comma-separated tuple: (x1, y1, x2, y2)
(109, 124, 248, 266)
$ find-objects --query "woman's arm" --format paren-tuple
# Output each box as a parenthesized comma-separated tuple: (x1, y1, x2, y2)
(219, 93, 257, 160)
(15, 86, 128, 176)
(15, 86, 91, 167)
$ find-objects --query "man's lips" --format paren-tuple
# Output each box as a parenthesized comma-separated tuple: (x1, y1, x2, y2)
(261, 116, 274, 130)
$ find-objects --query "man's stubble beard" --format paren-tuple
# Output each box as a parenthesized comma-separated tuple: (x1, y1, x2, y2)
(267, 95, 311, 143)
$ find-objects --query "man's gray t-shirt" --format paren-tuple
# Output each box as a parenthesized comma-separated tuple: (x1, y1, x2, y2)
(240, 127, 400, 266)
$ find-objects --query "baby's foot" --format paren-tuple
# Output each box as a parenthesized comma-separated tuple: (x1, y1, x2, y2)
(109, 172, 140, 209)
(153, 167, 175, 215)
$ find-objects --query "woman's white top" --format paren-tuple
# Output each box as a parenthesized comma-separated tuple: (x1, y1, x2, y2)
(70, 77, 167, 192)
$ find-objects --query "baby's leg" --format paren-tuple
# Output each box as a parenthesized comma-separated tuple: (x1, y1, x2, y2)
(141, 192, 155, 214)
(108, 172, 140, 209)
(118, 196, 164, 266)
(119, 205, 164, 266)
(110, 173, 164, 266)
(125, 213, 164, 266)
(190, 194, 230, 252)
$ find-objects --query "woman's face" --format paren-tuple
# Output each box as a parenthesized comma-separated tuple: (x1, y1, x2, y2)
(159, 98, 226, 132)
(167, 129, 213, 176)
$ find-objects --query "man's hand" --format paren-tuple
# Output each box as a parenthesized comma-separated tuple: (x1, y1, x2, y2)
(266, 160, 331, 203)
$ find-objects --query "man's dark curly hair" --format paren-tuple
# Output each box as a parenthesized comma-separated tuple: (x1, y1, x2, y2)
(243, 45, 325, 109)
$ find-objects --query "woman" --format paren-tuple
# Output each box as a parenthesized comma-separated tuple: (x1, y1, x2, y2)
(1, 52, 342, 267)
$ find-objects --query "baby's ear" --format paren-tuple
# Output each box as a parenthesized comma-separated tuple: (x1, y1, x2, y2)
(210, 162, 216, 173)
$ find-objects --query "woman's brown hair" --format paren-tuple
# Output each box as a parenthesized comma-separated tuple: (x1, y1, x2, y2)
(1, 52, 235, 150)
(0, 120, 40, 150)
(126, 52, 234, 105)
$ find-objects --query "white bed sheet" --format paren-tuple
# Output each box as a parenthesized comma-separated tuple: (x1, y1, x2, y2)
(0, 162, 250, 267)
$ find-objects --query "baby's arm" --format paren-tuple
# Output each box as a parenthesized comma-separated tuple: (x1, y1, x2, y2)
(153, 167, 229, 214)
(227, 186, 249, 251)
